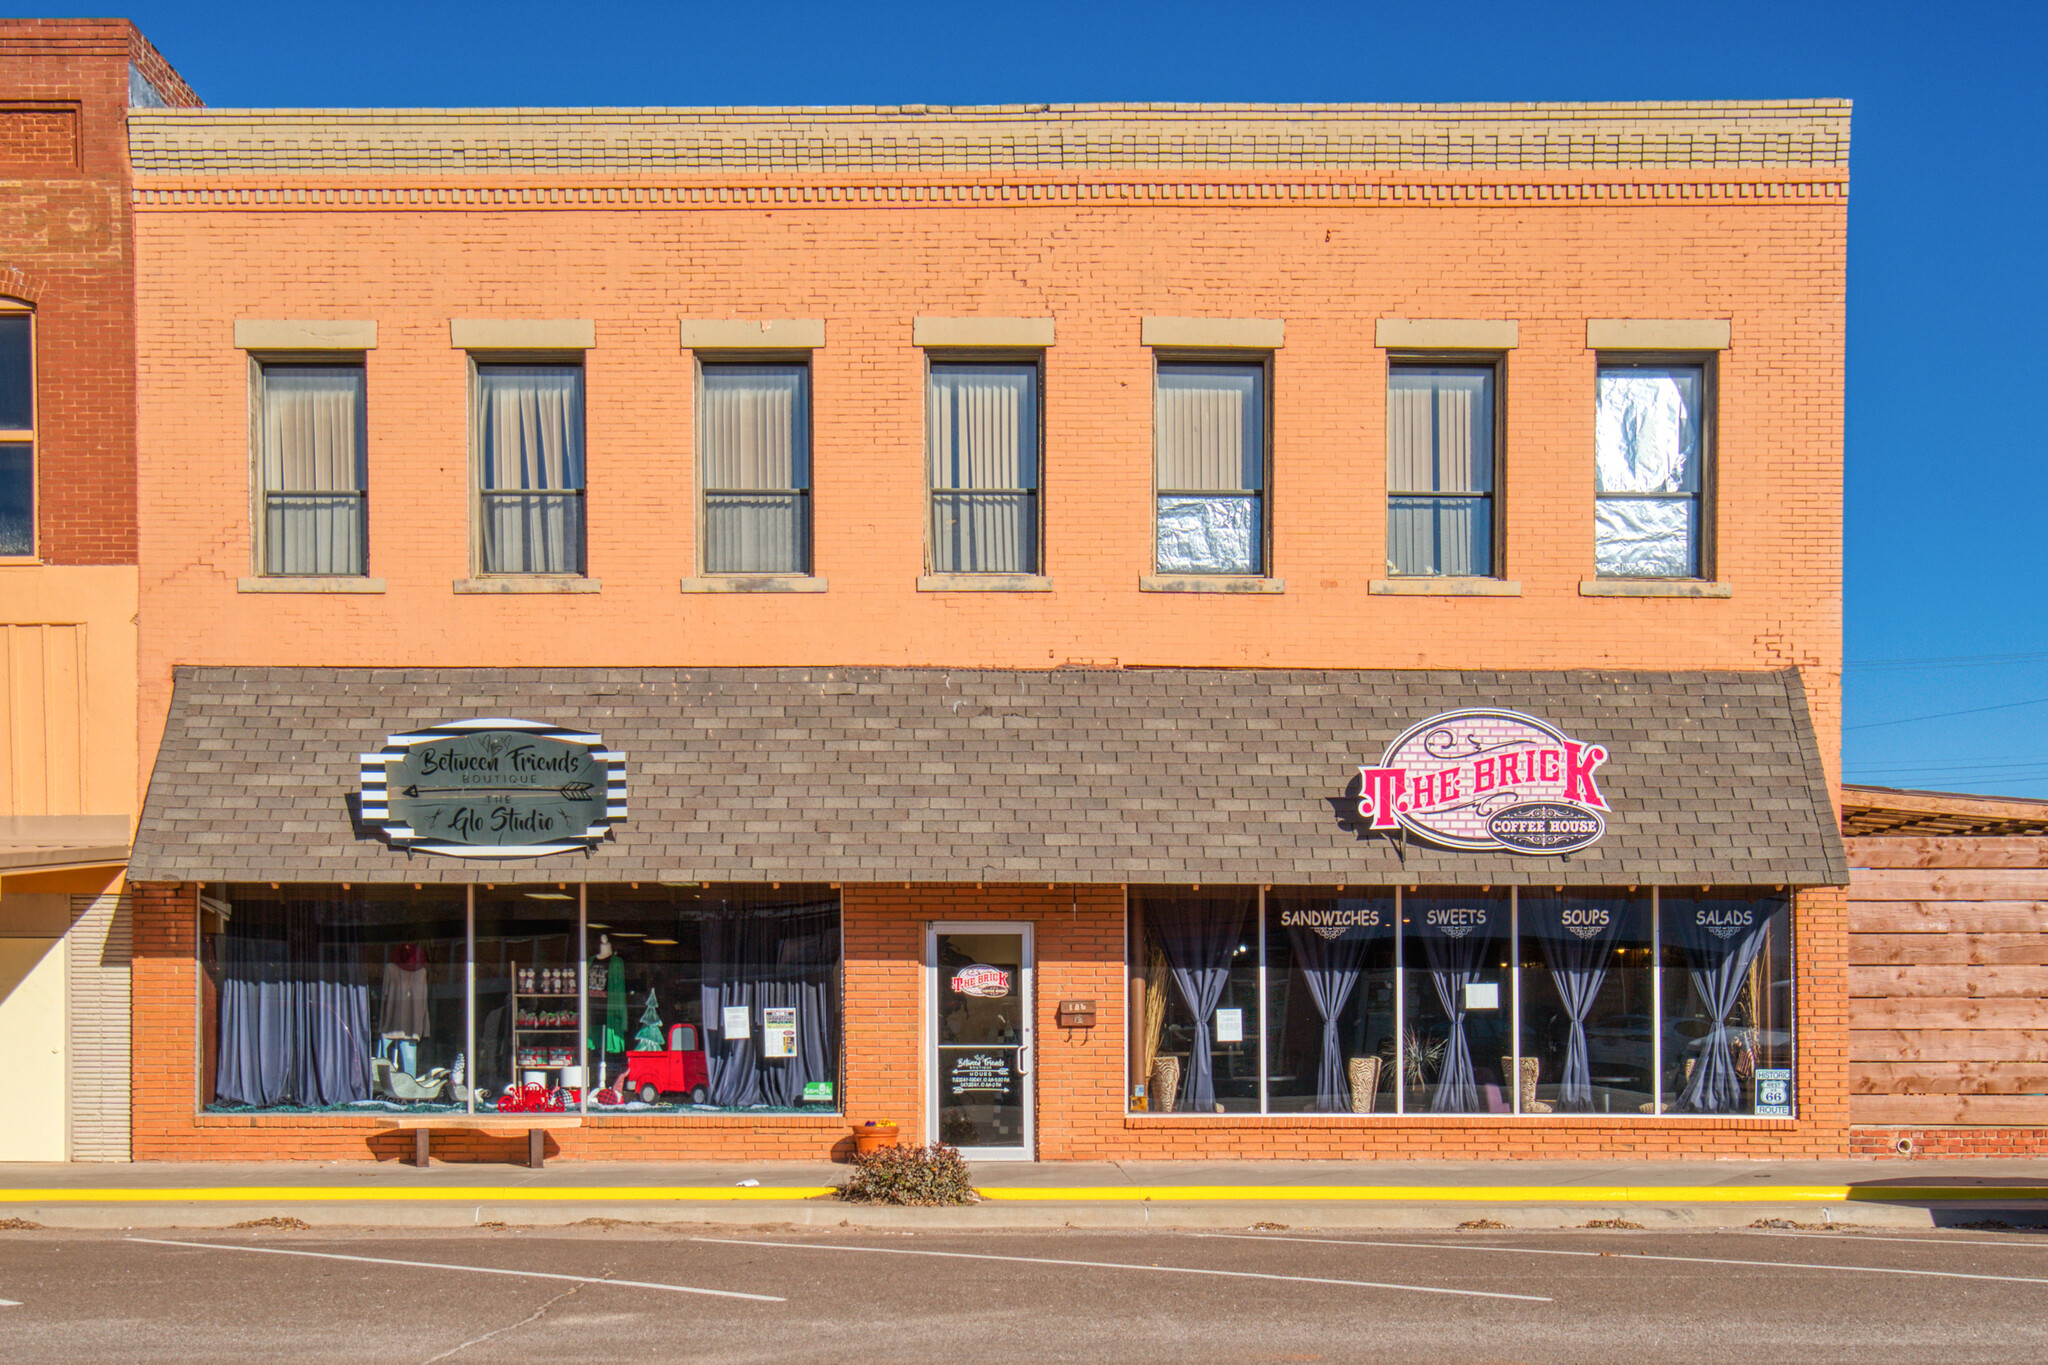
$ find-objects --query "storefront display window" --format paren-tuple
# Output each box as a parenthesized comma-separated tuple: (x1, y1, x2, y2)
(1129, 885, 1794, 1118)
(202, 882, 841, 1116)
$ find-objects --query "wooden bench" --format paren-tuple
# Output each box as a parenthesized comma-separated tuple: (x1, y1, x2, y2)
(374, 1115, 584, 1169)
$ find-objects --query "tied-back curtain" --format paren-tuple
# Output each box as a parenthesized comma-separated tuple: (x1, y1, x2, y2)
(1156, 897, 1247, 1113)
(699, 904, 839, 1108)
(476, 364, 586, 574)
(1286, 911, 1374, 1112)
(1525, 892, 1629, 1112)
(1670, 895, 1781, 1114)
(1413, 903, 1497, 1114)
(701, 364, 810, 574)
(1594, 365, 1702, 578)
(215, 897, 371, 1108)
(928, 363, 1037, 573)
(1387, 367, 1492, 577)
(1155, 364, 1263, 574)
(261, 365, 367, 576)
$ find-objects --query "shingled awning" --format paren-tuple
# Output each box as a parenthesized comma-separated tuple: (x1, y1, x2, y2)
(129, 666, 1846, 887)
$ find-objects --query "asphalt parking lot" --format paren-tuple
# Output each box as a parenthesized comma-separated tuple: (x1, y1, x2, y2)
(3, 1222, 2046, 1362)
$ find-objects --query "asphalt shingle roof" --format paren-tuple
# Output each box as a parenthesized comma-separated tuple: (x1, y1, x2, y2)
(129, 666, 1846, 887)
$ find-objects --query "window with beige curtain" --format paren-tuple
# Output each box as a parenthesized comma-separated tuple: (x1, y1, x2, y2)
(475, 364, 585, 576)
(1155, 363, 1265, 575)
(1595, 362, 1705, 578)
(700, 363, 810, 574)
(258, 363, 368, 576)
(1386, 364, 1495, 577)
(927, 362, 1038, 575)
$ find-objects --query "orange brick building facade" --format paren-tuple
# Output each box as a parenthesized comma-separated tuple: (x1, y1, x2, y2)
(121, 100, 1865, 1162)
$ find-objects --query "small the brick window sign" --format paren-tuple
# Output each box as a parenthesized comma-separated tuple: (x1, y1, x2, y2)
(1355, 709, 1611, 855)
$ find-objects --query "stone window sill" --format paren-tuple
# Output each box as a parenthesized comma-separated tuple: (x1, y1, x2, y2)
(1368, 577, 1521, 597)
(238, 576, 386, 594)
(452, 576, 601, 594)
(1140, 574, 1285, 594)
(917, 574, 1052, 592)
(1580, 579, 1732, 598)
(680, 575, 828, 593)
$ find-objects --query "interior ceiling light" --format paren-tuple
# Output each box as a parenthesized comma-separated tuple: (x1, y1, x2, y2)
(642, 938, 679, 945)
(587, 923, 611, 929)
(525, 892, 573, 901)
(608, 930, 646, 938)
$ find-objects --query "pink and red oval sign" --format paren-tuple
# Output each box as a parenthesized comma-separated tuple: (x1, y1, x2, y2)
(1357, 709, 1611, 855)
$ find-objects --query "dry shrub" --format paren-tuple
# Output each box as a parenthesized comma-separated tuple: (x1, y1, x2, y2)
(1458, 1217, 1508, 1230)
(838, 1142, 978, 1206)
(231, 1216, 310, 1230)
(1583, 1218, 1645, 1230)
(0, 1217, 41, 1231)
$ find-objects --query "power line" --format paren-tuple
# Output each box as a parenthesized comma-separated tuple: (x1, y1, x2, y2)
(1846, 650, 2048, 670)
(1845, 694, 2048, 730)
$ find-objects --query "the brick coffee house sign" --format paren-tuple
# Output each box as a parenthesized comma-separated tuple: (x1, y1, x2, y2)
(1357, 709, 1610, 855)
(360, 719, 627, 857)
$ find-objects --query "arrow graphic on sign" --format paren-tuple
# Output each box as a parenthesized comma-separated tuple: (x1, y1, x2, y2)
(400, 783, 595, 800)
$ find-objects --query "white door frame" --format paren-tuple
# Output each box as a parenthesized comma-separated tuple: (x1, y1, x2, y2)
(924, 920, 1035, 1161)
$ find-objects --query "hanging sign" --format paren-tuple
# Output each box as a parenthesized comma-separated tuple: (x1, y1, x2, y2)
(762, 1006, 797, 1059)
(950, 965, 1012, 998)
(359, 718, 626, 858)
(1355, 709, 1609, 855)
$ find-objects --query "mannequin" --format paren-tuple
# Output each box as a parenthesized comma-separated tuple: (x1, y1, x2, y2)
(379, 943, 429, 1078)
(592, 934, 626, 1089)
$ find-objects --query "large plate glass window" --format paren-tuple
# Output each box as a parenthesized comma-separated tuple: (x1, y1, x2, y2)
(1402, 889, 1512, 1113)
(257, 362, 368, 576)
(1132, 888, 1260, 1113)
(927, 361, 1039, 574)
(1265, 888, 1398, 1113)
(1514, 889, 1655, 1115)
(1387, 364, 1495, 577)
(0, 306, 33, 557)
(700, 362, 811, 574)
(1658, 890, 1793, 1114)
(476, 363, 586, 575)
(1595, 361, 1708, 578)
(1155, 362, 1265, 574)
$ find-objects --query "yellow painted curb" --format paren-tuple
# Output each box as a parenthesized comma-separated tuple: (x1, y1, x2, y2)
(0, 1187, 837, 1203)
(0, 1183, 2040, 1205)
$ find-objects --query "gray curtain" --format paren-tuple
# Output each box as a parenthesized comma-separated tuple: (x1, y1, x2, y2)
(1157, 897, 1247, 1113)
(1414, 907, 1491, 1114)
(1526, 893, 1629, 1112)
(1155, 364, 1263, 574)
(1594, 365, 1702, 577)
(214, 897, 371, 1108)
(928, 363, 1037, 573)
(1286, 917, 1371, 1112)
(261, 365, 366, 576)
(477, 364, 585, 574)
(701, 364, 809, 573)
(699, 903, 839, 1108)
(1670, 896, 1780, 1114)
(1387, 366, 1492, 577)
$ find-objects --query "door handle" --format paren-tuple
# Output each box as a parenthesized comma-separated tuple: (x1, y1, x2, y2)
(1015, 1046, 1030, 1077)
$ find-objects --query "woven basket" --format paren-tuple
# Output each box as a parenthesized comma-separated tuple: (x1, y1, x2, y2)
(1149, 1056, 1181, 1115)
(1346, 1056, 1381, 1114)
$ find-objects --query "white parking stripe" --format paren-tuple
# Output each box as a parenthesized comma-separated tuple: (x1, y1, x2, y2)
(688, 1235, 1550, 1301)
(1743, 1229, 2048, 1250)
(125, 1237, 783, 1302)
(1195, 1232, 2048, 1289)
(0, 1299, 19, 1308)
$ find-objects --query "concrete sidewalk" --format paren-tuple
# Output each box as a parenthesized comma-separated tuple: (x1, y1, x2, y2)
(4, 1158, 2047, 1231)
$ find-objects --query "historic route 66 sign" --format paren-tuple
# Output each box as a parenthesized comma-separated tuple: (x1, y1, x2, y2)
(359, 718, 627, 857)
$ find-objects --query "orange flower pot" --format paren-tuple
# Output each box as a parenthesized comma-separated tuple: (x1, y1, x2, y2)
(850, 1122, 901, 1155)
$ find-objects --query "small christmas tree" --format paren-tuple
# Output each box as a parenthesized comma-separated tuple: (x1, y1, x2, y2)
(631, 988, 665, 1051)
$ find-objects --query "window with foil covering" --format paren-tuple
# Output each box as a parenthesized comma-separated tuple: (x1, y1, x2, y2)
(699, 363, 811, 574)
(1595, 361, 1710, 578)
(927, 362, 1039, 574)
(1154, 363, 1266, 574)
(257, 363, 368, 576)
(1386, 364, 1496, 577)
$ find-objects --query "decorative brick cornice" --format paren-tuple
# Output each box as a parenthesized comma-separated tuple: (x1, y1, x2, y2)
(129, 100, 1851, 177)
(134, 175, 1847, 210)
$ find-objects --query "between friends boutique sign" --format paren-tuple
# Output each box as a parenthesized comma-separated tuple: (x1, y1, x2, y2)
(1355, 709, 1610, 855)
(359, 718, 627, 857)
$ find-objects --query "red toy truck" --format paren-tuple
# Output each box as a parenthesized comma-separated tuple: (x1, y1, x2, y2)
(618, 1023, 710, 1104)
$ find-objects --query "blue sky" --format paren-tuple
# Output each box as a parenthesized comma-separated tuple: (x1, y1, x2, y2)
(56, 1, 2048, 794)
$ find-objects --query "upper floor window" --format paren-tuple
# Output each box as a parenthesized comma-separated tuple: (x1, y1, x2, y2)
(1595, 360, 1710, 578)
(700, 362, 811, 575)
(927, 361, 1039, 575)
(1154, 362, 1266, 575)
(475, 363, 585, 576)
(0, 306, 33, 558)
(256, 362, 367, 576)
(1386, 363, 1497, 577)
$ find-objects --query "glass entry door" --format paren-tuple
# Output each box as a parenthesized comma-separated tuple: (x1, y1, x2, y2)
(929, 923, 1033, 1160)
